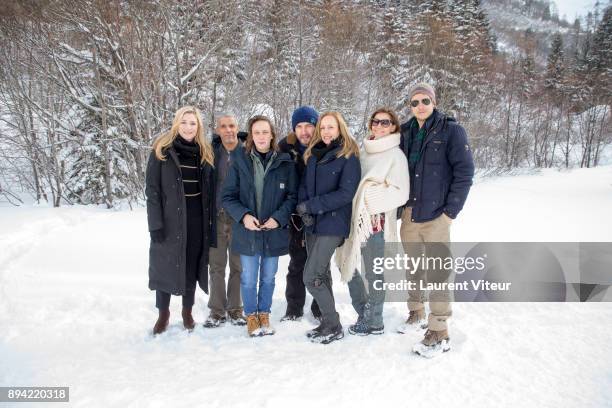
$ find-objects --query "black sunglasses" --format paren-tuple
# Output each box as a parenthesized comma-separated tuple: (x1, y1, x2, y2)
(371, 119, 393, 127)
(410, 98, 432, 107)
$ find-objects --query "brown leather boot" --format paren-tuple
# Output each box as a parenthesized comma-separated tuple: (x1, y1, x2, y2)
(182, 307, 195, 331)
(246, 314, 262, 337)
(413, 329, 451, 358)
(257, 312, 275, 336)
(396, 309, 427, 334)
(153, 309, 170, 335)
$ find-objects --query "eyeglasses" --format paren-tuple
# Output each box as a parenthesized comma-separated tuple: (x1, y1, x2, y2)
(371, 119, 393, 127)
(410, 98, 431, 108)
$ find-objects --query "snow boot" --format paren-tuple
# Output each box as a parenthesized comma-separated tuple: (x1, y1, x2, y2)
(228, 309, 247, 326)
(412, 329, 451, 358)
(280, 308, 303, 322)
(397, 309, 427, 334)
(306, 321, 325, 338)
(203, 313, 226, 328)
(258, 312, 276, 336)
(153, 309, 170, 335)
(181, 307, 195, 331)
(348, 316, 384, 336)
(246, 314, 263, 337)
(310, 319, 344, 344)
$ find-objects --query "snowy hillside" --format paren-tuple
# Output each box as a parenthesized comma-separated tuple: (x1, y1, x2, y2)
(1, 166, 611, 407)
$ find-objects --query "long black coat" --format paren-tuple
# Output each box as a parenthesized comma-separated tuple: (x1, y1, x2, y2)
(145, 148, 214, 295)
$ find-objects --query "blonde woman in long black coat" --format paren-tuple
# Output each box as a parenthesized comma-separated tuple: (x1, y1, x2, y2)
(145, 106, 215, 335)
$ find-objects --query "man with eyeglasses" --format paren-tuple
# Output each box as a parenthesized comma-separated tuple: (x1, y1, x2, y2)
(397, 83, 475, 358)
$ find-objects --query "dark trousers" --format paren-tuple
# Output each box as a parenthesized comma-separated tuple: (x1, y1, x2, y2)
(155, 213, 202, 310)
(286, 224, 321, 316)
(303, 234, 344, 326)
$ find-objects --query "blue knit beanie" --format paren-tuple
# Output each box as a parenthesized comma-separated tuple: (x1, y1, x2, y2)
(291, 106, 319, 131)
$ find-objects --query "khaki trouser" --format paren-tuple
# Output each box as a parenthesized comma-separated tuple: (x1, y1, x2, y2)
(208, 210, 242, 316)
(400, 207, 453, 331)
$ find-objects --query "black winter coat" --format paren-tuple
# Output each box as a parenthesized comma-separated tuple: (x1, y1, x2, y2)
(145, 148, 214, 295)
(278, 132, 308, 234)
(209, 131, 247, 247)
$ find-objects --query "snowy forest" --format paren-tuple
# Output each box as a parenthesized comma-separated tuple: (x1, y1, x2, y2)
(0, 0, 610, 207)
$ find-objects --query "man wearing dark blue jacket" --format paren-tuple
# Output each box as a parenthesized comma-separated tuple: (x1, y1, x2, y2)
(397, 83, 475, 358)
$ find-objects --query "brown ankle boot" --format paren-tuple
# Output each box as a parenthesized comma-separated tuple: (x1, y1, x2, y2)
(421, 329, 450, 346)
(396, 309, 427, 334)
(246, 314, 262, 337)
(153, 309, 170, 335)
(182, 307, 195, 331)
(258, 312, 275, 336)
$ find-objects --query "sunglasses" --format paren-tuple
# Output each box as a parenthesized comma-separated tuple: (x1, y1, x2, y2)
(410, 98, 432, 107)
(371, 119, 393, 127)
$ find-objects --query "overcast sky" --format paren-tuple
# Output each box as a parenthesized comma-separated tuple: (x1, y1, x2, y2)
(553, 0, 600, 21)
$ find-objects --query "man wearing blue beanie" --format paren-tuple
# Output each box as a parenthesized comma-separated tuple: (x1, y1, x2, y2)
(278, 106, 321, 321)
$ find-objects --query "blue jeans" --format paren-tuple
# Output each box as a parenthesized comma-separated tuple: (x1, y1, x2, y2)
(240, 254, 279, 315)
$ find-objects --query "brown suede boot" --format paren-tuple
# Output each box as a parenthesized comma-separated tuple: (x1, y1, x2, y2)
(413, 329, 451, 358)
(153, 309, 170, 335)
(182, 307, 195, 331)
(396, 309, 427, 334)
(257, 312, 275, 336)
(246, 314, 262, 337)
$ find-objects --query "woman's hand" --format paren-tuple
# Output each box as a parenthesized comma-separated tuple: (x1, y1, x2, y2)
(261, 218, 279, 230)
(243, 214, 261, 231)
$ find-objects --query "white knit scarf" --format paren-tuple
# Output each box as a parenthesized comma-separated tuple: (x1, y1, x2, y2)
(334, 132, 410, 282)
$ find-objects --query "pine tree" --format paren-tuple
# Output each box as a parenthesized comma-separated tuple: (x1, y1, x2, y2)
(544, 32, 565, 101)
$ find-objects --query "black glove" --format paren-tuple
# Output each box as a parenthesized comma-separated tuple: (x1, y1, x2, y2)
(301, 213, 314, 227)
(296, 202, 308, 216)
(150, 229, 165, 243)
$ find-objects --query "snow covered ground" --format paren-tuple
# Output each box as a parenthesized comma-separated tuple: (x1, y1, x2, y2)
(1, 166, 612, 408)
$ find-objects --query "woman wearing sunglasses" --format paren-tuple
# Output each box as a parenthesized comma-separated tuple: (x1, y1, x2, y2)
(336, 107, 410, 335)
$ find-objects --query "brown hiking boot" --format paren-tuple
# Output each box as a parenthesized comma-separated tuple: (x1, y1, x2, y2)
(396, 309, 427, 333)
(203, 313, 227, 328)
(421, 329, 449, 346)
(246, 314, 262, 337)
(153, 309, 170, 335)
(413, 329, 451, 358)
(228, 309, 247, 326)
(258, 312, 275, 336)
(182, 307, 195, 331)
